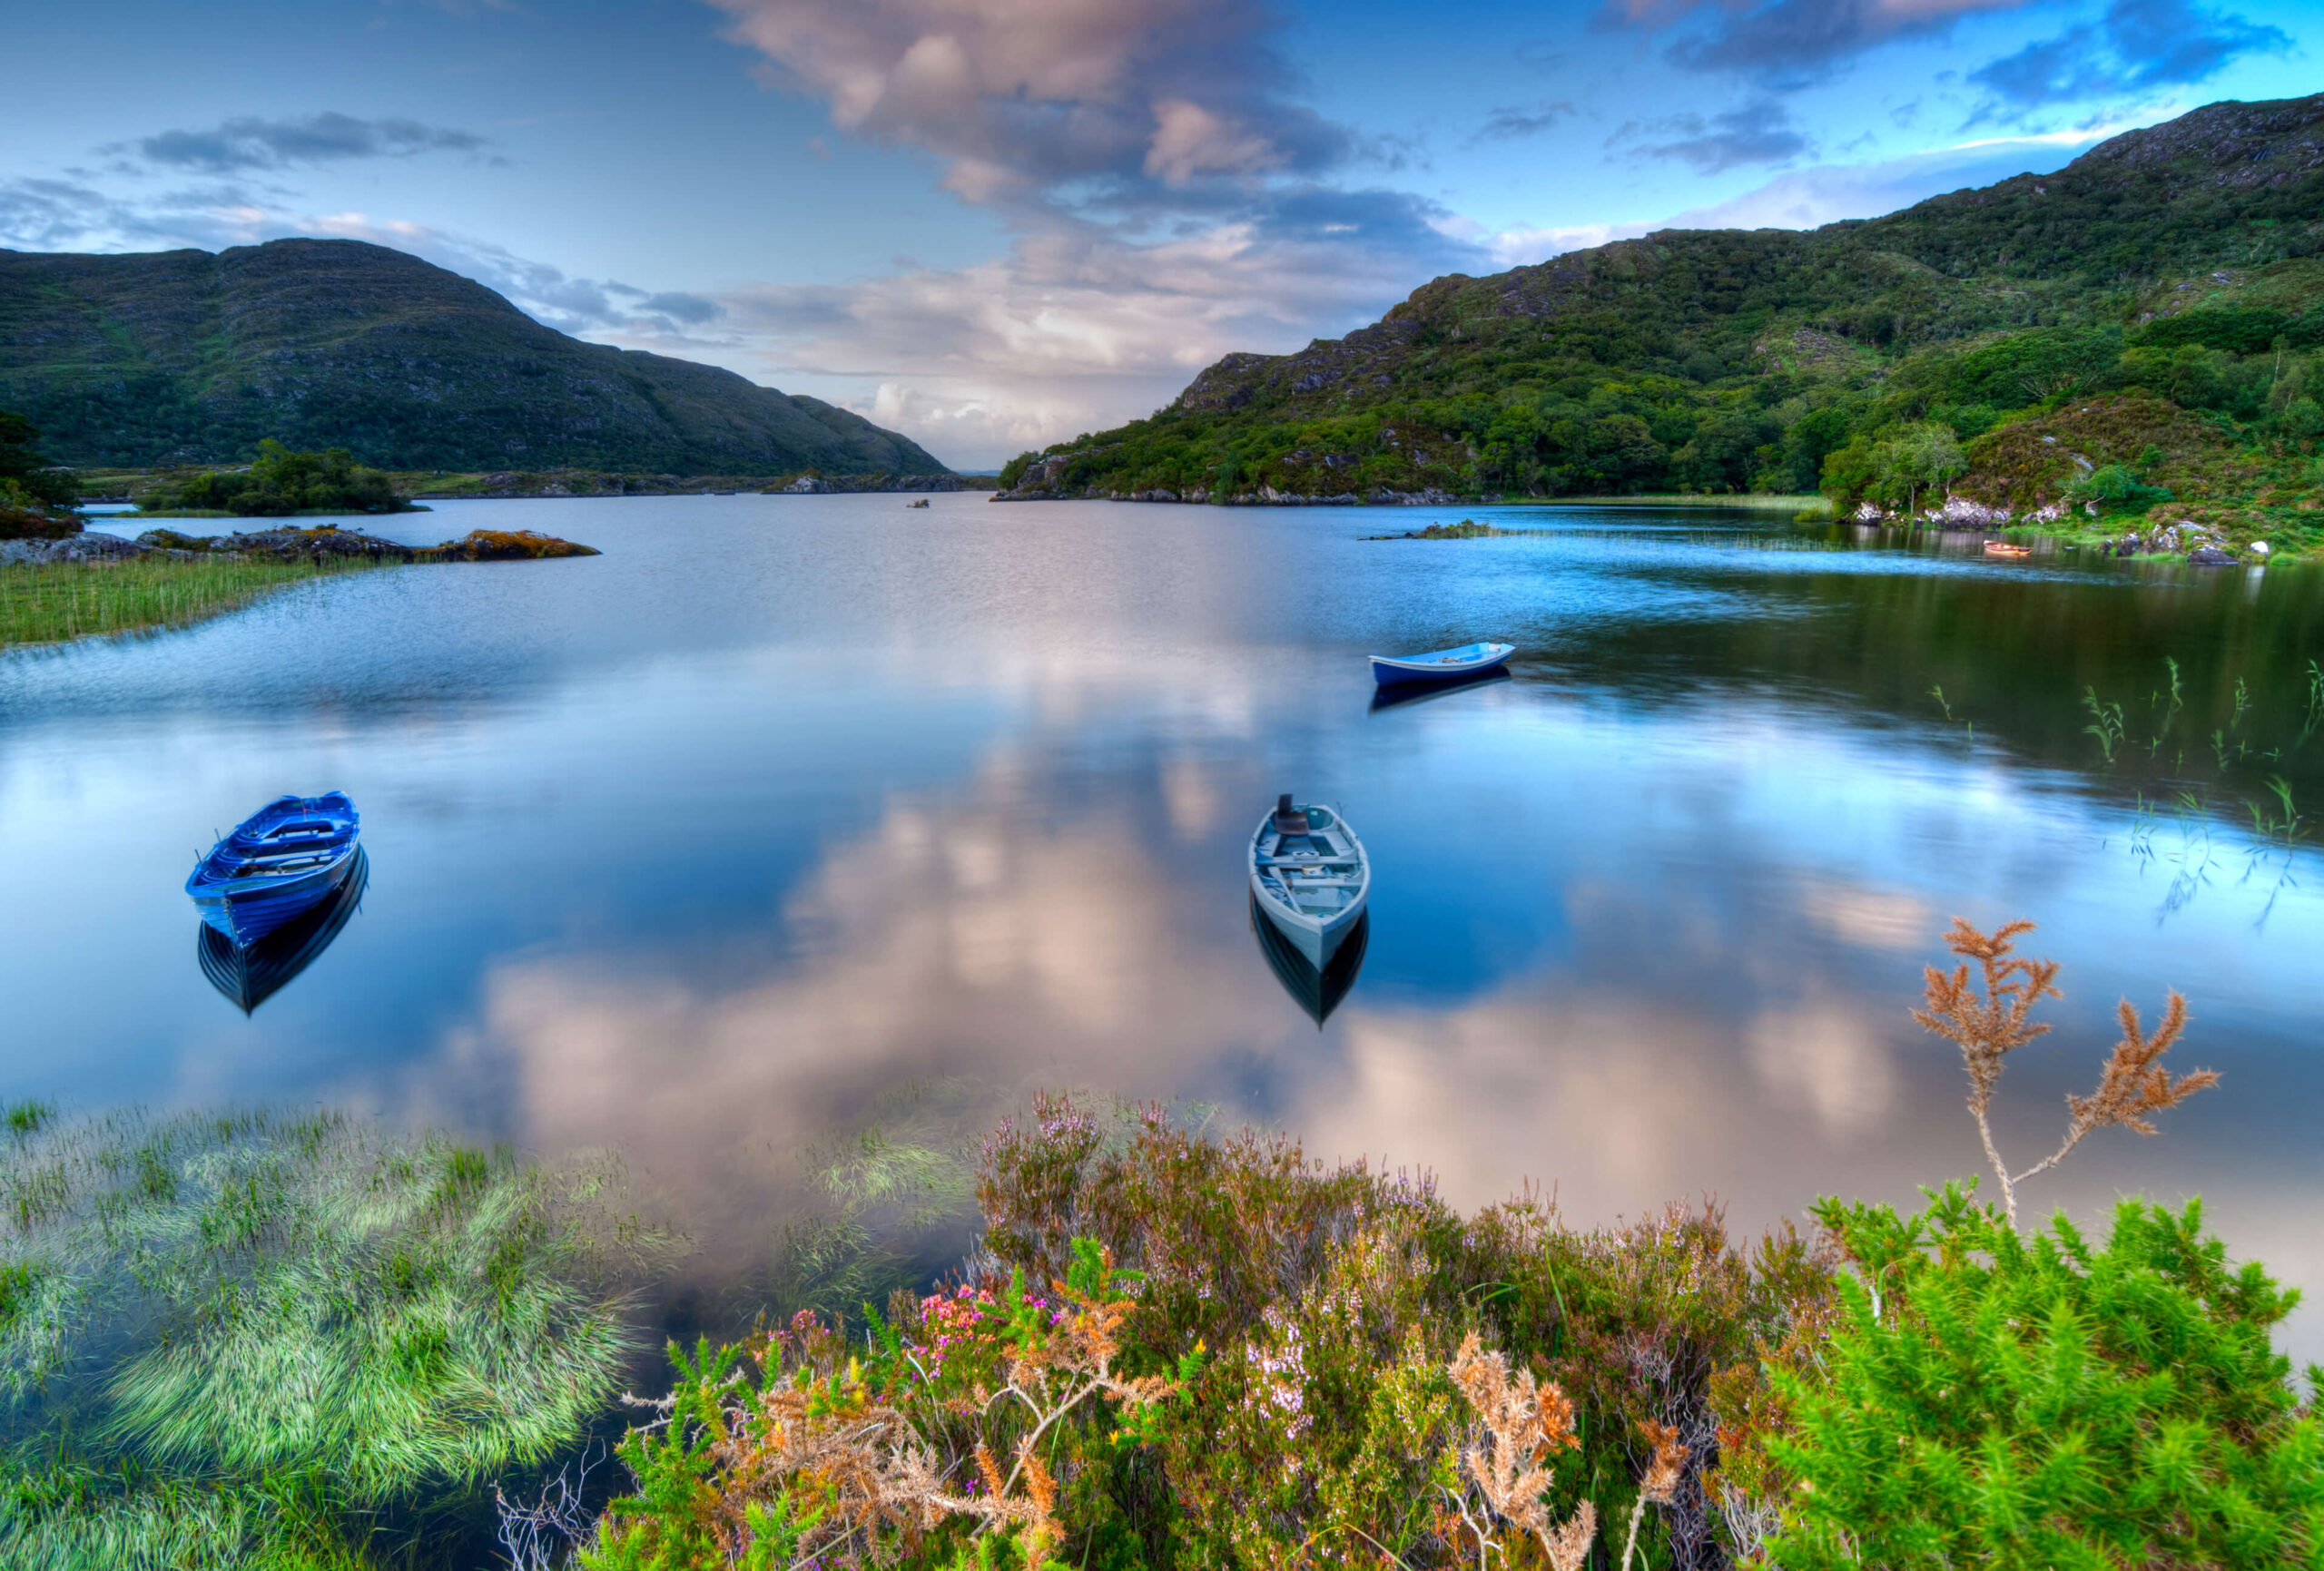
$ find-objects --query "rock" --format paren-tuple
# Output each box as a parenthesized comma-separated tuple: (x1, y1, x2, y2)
(136, 529, 222, 551)
(1930, 495, 2013, 526)
(421, 529, 600, 561)
(11, 531, 152, 564)
(2187, 545, 2239, 566)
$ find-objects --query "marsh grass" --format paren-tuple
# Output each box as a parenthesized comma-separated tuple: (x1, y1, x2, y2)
(764, 1083, 981, 1324)
(0, 556, 380, 649)
(0, 1105, 677, 1570)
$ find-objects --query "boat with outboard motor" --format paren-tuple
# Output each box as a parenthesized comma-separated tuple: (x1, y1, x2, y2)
(1368, 642, 1515, 685)
(185, 792, 362, 948)
(1248, 794, 1371, 969)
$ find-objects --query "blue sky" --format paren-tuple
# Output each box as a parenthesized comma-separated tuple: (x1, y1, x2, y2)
(3, 0, 2315, 467)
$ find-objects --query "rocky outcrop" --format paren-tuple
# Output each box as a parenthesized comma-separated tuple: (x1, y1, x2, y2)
(0, 530, 144, 565)
(773, 474, 980, 496)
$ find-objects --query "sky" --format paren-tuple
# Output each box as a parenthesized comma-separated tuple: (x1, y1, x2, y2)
(2, 0, 2316, 469)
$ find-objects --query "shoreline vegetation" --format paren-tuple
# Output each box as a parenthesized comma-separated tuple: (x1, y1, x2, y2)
(10, 920, 2310, 1570)
(74, 465, 1001, 506)
(1, 526, 600, 650)
(0, 554, 379, 649)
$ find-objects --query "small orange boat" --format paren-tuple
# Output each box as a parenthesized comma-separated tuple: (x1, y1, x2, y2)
(1982, 541, 2033, 559)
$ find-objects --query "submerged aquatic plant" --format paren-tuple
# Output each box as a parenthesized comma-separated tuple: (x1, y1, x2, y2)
(2081, 685, 2126, 764)
(0, 1105, 674, 1569)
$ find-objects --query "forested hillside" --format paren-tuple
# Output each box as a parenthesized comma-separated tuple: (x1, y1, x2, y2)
(995, 93, 2324, 545)
(0, 239, 948, 476)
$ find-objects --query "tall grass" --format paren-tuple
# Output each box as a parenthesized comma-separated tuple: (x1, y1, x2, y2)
(0, 1105, 676, 1570)
(0, 557, 380, 649)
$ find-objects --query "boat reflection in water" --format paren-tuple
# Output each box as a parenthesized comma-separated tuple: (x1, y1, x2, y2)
(196, 847, 369, 1014)
(1368, 667, 1512, 714)
(1249, 895, 1369, 1026)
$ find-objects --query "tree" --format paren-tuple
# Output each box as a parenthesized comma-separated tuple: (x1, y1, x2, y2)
(1872, 420, 1965, 517)
(0, 408, 78, 509)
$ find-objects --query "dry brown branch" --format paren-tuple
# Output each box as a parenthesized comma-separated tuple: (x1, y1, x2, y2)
(2015, 989, 2217, 1193)
(1618, 1420, 1692, 1571)
(619, 1271, 1180, 1566)
(1447, 1330, 1596, 1571)
(1912, 918, 2216, 1227)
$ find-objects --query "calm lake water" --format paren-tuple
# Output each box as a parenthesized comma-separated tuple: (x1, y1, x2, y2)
(6, 495, 2321, 1356)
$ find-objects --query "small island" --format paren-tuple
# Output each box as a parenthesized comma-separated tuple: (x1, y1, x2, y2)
(1366, 517, 1524, 540)
(127, 439, 426, 518)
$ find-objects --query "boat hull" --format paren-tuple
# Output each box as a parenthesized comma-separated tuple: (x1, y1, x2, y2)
(1252, 892, 1363, 969)
(1369, 643, 1515, 686)
(191, 846, 360, 948)
(197, 848, 369, 1012)
(1250, 898, 1368, 1026)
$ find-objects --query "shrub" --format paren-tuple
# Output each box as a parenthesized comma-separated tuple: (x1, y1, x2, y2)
(1746, 1185, 2324, 1569)
(2070, 462, 2174, 514)
(141, 440, 409, 516)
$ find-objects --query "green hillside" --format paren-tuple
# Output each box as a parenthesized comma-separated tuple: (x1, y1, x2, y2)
(995, 93, 2324, 549)
(0, 239, 949, 476)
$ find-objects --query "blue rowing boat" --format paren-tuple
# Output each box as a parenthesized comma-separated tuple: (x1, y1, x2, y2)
(186, 792, 362, 948)
(1369, 641, 1515, 685)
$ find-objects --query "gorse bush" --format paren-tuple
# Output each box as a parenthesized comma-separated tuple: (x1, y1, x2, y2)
(1725, 1186, 2324, 1569)
(0, 1105, 669, 1571)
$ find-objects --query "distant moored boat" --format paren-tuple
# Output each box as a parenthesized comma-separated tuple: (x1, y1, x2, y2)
(1369, 642, 1515, 686)
(186, 792, 362, 948)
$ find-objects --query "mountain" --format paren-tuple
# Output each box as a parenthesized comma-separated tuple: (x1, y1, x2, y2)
(0, 239, 948, 475)
(994, 93, 2324, 544)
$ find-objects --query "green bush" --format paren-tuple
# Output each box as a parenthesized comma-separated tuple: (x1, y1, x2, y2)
(2071, 462, 2175, 514)
(1746, 1184, 2323, 1569)
(140, 440, 408, 516)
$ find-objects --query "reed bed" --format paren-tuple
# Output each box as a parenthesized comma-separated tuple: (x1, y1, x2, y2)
(0, 556, 379, 650)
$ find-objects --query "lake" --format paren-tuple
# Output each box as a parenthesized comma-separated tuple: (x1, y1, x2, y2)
(5, 494, 2320, 1357)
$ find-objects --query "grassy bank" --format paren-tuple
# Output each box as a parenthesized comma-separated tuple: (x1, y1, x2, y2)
(0, 555, 379, 649)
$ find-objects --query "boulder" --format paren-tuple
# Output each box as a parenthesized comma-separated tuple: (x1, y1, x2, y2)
(0, 531, 149, 565)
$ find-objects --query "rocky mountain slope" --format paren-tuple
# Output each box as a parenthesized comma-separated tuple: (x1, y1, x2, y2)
(994, 93, 2324, 548)
(0, 239, 948, 475)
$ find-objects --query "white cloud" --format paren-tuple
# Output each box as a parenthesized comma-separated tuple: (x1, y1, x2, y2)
(702, 0, 1342, 209)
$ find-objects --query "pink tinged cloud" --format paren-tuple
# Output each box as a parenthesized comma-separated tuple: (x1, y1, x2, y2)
(701, 0, 1304, 200)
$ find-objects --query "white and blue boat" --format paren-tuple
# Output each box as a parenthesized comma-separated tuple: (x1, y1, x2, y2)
(1368, 641, 1515, 686)
(1249, 795, 1370, 970)
(186, 792, 362, 948)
